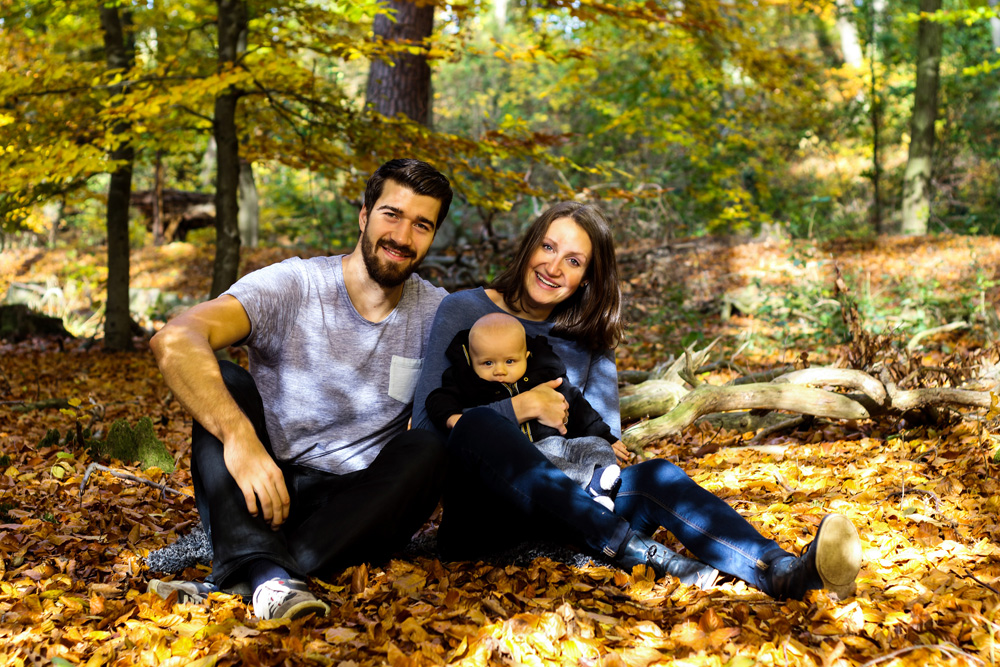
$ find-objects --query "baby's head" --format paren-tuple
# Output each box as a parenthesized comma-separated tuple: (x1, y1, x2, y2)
(468, 313, 528, 383)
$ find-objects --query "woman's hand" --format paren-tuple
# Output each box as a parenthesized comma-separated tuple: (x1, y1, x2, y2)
(612, 440, 633, 464)
(512, 378, 569, 435)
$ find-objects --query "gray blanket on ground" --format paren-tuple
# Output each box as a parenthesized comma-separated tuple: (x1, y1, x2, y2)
(143, 527, 601, 574)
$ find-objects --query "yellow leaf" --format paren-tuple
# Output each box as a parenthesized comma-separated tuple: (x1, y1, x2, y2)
(184, 654, 217, 667)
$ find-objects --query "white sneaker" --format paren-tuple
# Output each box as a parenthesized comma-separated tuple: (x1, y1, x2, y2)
(597, 464, 622, 493)
(252, 578, 330, 620)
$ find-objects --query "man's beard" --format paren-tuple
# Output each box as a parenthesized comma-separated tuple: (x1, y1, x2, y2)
(361, 228, 420, 288)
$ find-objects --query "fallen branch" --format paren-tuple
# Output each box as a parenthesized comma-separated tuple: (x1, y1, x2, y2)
(620, 380, 689, 421)
(618, 370, 651, 386)
(906, 321, 969, 351)
(726, 366, 796, 386)
(772, 367, 888, 406)
(79, 463, 191, 500)
(693, 360, 751, 378)
(5, 398, 72, 412)
(696, 410, 795, 434)
(887, 386, 993, 412)
(623, 383, 870, 451)
(962, 573, 1000, 595)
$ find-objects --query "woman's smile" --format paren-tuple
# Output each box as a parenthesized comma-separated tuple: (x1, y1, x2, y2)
(519, 216, 592, 319)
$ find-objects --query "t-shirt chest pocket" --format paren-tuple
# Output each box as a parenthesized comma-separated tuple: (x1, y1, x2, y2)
(388, 355, 423, 403)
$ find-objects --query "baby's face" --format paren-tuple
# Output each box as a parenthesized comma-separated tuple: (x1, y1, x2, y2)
(469, 327, 528, 383)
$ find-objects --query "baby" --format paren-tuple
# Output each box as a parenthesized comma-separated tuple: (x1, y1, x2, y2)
(426, 312, 622, 509)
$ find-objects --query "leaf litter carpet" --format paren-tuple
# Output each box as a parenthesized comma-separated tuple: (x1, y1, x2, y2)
(2, 235, 1000, 665)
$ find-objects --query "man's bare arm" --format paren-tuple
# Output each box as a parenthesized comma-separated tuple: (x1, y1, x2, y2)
(150, 296, 290, 528)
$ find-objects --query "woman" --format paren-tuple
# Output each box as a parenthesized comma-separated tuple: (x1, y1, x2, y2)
(411, 202, 862, 600)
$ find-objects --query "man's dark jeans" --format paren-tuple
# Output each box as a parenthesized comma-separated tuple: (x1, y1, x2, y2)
(191, 361, 445, 588)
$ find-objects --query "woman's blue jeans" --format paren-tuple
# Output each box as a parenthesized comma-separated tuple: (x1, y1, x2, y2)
(439, 408, 788, 591)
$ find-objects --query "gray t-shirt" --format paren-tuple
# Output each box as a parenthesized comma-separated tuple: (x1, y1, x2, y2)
(224, 255, 447, 474)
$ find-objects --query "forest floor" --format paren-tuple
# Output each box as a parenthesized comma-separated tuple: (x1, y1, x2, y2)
(2, 233, 1000, 666)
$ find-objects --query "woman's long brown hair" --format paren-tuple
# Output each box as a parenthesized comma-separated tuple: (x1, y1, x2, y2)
(490, 202, 624, 350)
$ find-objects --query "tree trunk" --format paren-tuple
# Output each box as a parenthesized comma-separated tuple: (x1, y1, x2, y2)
(100, 5, 135, 351)
(990, 0, 1000, 51)
(493, 0, 508, 34)
(366, 0, 434, 126)
(238, 157, 258, 249)
(210, 0, 247, 299)
(900, 0, 943, 236)
(835, 0, 863, 68)
(45, 199, 63, 248)
(152, 153, 165, 245)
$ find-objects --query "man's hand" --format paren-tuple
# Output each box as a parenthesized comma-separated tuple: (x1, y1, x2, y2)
(446, 413, 462, 429)
(222, 434, 290, 529)
(612, 440, 633, 464)
(524, 378, 570, 435)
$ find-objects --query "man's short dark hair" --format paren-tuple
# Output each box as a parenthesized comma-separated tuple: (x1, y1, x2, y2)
(363, 159, 453, 227)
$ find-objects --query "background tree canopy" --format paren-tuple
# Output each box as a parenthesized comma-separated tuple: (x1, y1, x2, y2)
(1, 0, 999, 339)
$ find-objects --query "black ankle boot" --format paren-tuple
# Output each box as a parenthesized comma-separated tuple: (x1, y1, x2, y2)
(615, 533, 719, 590)
(766, 514, 862, 600)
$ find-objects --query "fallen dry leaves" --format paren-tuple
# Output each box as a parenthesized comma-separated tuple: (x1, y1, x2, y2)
(1, 236, 1000, 666)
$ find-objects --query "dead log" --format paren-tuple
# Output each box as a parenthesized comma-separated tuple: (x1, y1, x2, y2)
(620, 359, 998, 453)
(618, 369, 651, 386)
(772, 367, 888, 406)
(887, 386, 993, 412)
(619, 339, 718, 421)
(620, 380, 688, 421)
(623, 383, 870, 451)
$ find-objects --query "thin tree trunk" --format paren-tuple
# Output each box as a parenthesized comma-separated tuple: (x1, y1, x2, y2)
(990, 0, 1000, 51)
(900, 0, 943, 236)
(45, 199, 63, 248)
(365, 0, 434, 126)
(238, 157, 258, 248)
(100, 5, 135, 351)
(835, 0, 863, 68)
(210, 0, 247, 298)
(868, 0, 885, 234)
(493, 0, 508, 33)
(152, 153, 165, 245)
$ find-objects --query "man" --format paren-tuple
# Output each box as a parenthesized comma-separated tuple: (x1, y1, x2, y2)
(147, 159, 453, 621)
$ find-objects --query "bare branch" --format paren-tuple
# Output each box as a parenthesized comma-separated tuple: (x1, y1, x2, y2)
(906, 321, 969, 351)
(79, 463, 191, 500)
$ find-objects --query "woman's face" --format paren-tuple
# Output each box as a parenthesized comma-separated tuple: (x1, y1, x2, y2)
(520, 216, 592, 318)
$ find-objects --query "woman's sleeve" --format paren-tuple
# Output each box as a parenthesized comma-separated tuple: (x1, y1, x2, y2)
(412, 294, 518, 433)
(581, 348, 621, 439)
